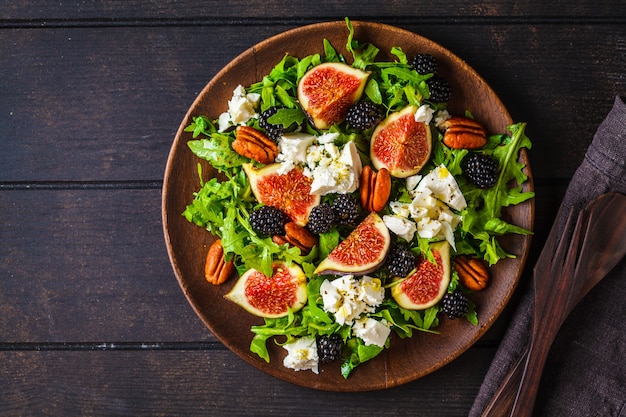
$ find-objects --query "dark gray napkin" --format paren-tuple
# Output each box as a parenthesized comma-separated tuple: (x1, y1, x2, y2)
(470, 96, 626, 417)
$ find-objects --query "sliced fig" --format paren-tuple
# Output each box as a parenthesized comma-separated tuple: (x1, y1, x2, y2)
(243, 163, 320, 226)
(314, 212, 391, 275)
(391, 241, 450, 310)
(370, 105, 433, 178)
(225, 262, 307, 318)
(297, 62, 369, 130)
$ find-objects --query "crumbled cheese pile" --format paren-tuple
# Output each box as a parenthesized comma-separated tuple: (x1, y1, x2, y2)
(217, 85, 260, 131)
(282, 336, 319, 374)
(276, 132, 362, 195)
(320, 275, 390, 347)
(383, 165, 466, 249)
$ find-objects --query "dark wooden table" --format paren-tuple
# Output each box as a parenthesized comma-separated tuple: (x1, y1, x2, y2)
(1, 2, 624, 415)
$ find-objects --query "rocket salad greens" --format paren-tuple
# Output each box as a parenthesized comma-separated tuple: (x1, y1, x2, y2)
(182, 18, 533, 378)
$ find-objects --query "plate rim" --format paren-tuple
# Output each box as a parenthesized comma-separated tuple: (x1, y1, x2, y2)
(162, 19, 535, 391)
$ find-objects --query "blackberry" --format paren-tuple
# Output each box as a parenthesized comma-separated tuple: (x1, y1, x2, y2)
(441, 290, 469, 319)
(463, 153, 498, 189)
(427, 76, 452, 103)
(249, 206, 288, 236)
(411, 53, 438, 75)
(306, 203, 336, 234)
(331, 194, 360, 225)
(259, 106, 286, 141)
(345, 101, 385, 130)
(317, 334, 343, 363)
(386, 245, 417, 277)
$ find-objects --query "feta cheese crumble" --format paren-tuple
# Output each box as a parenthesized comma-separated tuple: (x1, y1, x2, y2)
(282, 336, 319, 374)
(414, 104, 435, 124)
(320, 275, 384, 326)
(353, 317, 391, 347)
(217, 85, 261, 131)
(434, 109, 451, 128)
(382, 214, 417, 242)
(386, 165, 465, 249)
(320, 275, 389, 347)
(414, 165, 466, 211)
(276, 133, 362, 195)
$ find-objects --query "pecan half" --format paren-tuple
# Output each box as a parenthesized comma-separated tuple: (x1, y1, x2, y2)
(204, 239, 236, 285)
(454, 255, 490, 291)
(272, 222, 318, 254)
(441, 117, 488, 149)
(232, 125, 278, 164)
(360, 165, 391, 212)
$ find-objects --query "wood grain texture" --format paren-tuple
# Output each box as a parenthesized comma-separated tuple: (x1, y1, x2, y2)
(1, 23, 624, 181)
(0, 348, 493, 416)
(1, 1, 625, 20)
(0, 1, 623, 415)
(0, 189, 210, 342)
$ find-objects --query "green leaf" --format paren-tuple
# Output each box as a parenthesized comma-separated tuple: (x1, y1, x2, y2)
(187, 135, 247, 173)
(267, 107, 306, 127)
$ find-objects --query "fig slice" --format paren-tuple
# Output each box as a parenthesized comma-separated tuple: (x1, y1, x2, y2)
(225, 262, 308, 318)
(370, 105, 433, 178)
(243, 163, 320, 226)
(391, 240, 450, 310)
(297, 62, 369, 130)
(314, 212, 391, 275)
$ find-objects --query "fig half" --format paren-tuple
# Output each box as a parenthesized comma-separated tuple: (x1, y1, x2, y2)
(391, 240, 451, 310)
(370, 105, 432, 178)
(297, 62, 369, 130)
(314, 212, 391, 275)
(243, 163, 320, 226)
(225, 262, 308, 318)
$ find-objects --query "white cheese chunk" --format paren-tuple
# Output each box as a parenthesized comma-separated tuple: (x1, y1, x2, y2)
(352, 318, 391, 347)
(414, 104, 435, 124)
(308, 141, 361, 195)
(320, 275, 384, 326)
(282, 337, 319, 374)
(217, 84, 260, 131)
(415, 165, 467, 211)
(405, 174, 423, 196)
(358, 275, 385, 307)
(383, 214, 417, 242)
(434, 109, 451, 128)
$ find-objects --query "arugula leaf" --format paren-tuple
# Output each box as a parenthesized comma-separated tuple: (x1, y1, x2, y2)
(184, 115, 216, 138)
(267, 107, 306, 127)
(187, 135, 248, 174)
(345, 17, 380, 70)
(341, 338, 385, 379)
(460, 122, 534, 265)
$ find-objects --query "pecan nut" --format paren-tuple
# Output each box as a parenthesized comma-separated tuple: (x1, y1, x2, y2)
(204, 239, 236, 285)
(360, 165, 391, 212)
(232, 125, 278, 164)
(272, 222, 318, 254)
(441, 116, 488, 149)
(454, 255, 490, 291)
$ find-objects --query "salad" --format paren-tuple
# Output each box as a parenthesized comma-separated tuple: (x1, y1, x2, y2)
(181, 18, 534, 378)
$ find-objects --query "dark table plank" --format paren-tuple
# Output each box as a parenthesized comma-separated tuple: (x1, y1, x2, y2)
(1, 2, 624, 416)
(1, 24, 624, 181)
(2, 0, 625, 20)
(0, 348, 494, 416)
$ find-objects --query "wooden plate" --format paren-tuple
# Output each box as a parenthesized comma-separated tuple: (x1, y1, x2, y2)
(162, 20, 534, 391)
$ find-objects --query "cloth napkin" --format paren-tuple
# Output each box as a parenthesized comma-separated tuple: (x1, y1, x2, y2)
(470, 96, 626, 417)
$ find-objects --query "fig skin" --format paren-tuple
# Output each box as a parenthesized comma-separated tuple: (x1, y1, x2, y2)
(391, 241, 451, 310)
(297, 62, 369, 130)
(225, 262, 308, 318)
(370, 105, 433, 178)
(243, 163, 320, 226)
(314, 212, 391, 275)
